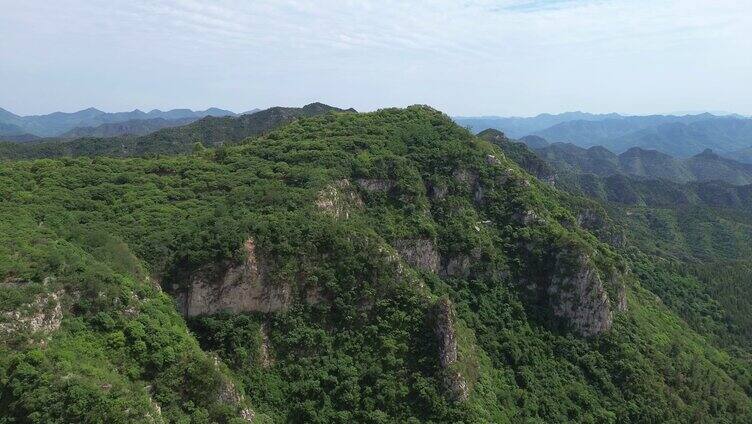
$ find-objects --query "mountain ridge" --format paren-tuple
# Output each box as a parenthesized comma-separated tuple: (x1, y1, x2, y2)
(4, 106, 752, 422)
(521, 136, 752, 185)
(0, 102, 355, 159)
(0, 106, 239, 137)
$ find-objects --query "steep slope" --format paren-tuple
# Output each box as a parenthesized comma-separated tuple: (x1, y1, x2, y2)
(60, 117, 198, 138)
(2, 107, 752, 422)
(477, 129, 556, 184)
(495, 137, 752, 358)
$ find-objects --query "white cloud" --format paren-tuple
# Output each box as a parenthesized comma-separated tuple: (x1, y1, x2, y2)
(0, 0, 750, 115)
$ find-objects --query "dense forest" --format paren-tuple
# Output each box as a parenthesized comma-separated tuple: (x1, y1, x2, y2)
(2, 107, 752, 422)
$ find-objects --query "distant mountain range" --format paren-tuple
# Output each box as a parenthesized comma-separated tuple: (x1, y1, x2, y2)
(455, 112, 752, 161)
(481, 129, 752, 212)
(0, 106, 241, 137)
(454, 112, 623, 138)
(532, 141, 752, 186)
(59, 117, 199, 138)
(0, 103, 353, 159)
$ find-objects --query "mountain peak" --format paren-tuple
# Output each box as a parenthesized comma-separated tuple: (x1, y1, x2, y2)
(696, 148, 720, 158)
(0, 107, 20, 118)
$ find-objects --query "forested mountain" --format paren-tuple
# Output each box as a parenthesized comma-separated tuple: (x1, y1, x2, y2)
(60, 117, 199, 138)
(0, 106, 237, 137)
(3, 107, 752, 422)
(0, 121, 26, 137)
(526, 140, 752, 185)
(491, 130, 752, 355)
(535, 116, 752, 157)
(729, 146, 752, 164)
(0, 103, 352, 159)
(459, 111, 752, 159)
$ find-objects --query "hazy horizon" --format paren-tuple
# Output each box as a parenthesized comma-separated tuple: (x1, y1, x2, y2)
(2, 1, 751, 116)
(1, 105, 747, 120)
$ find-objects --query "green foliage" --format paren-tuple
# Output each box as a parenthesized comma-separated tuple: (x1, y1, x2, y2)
(1, 106, 752, 422)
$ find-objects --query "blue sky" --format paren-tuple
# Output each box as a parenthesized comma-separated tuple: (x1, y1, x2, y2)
(1, 0, 750, 116)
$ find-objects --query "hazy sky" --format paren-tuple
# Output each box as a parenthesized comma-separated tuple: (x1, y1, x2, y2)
(1, 0, 751, 116)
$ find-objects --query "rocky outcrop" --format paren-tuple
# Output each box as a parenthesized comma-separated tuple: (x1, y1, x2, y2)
(613, 273, 628, 312)
(547, 253, 621, 337)
(315, 179, 363, 219)
(356, 178, 395, 193)
(514, 209, 543, 226)
(440, 248, 478, 279)
(433, 298, 469, 402)
(434, 299, 459, 368)
(258, 323, 274, 369)
(211, 355, 256, 422)
(0, 290, 63, 338)
(426, 182, 448, 201)
(177, 239, 293, 317)
(485, 154, 502, 166)
(452, 169, 478, 187)
(576, 209, 605, 231)
(392, 238, 440, 274)
(473, 184, 485, 204)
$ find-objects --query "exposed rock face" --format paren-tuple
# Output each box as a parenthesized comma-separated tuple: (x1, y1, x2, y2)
(614, 273, 628, 312)
(258, 323, 274, 369)
(576, 209, 605, 231)
(315, 179, 363, 219)
(452, 169, 478, 187)
(211, 355, 255, 422)
(473, 184, 485, 204)
(441, 247, 482, 279)
(392, 238, 440, 274)
(434, 299, 459, 368)
(427, 182, 448, 201)
(514, 209, 541, 226)
(485, 154, 502, 166)
(433, 298, 469, 402)
(356, 178, 395, 192)
(547, 254, 619, 337)
(0, 290, 63, 337)
(177, 239, 293, 317)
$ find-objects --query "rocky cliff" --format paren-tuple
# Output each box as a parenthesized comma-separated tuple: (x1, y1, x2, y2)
(432, 298, 470, 402)
(176, 238, 293, 317)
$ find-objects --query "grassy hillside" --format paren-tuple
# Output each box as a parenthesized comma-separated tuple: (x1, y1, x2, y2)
(2, 107, 752, 422)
